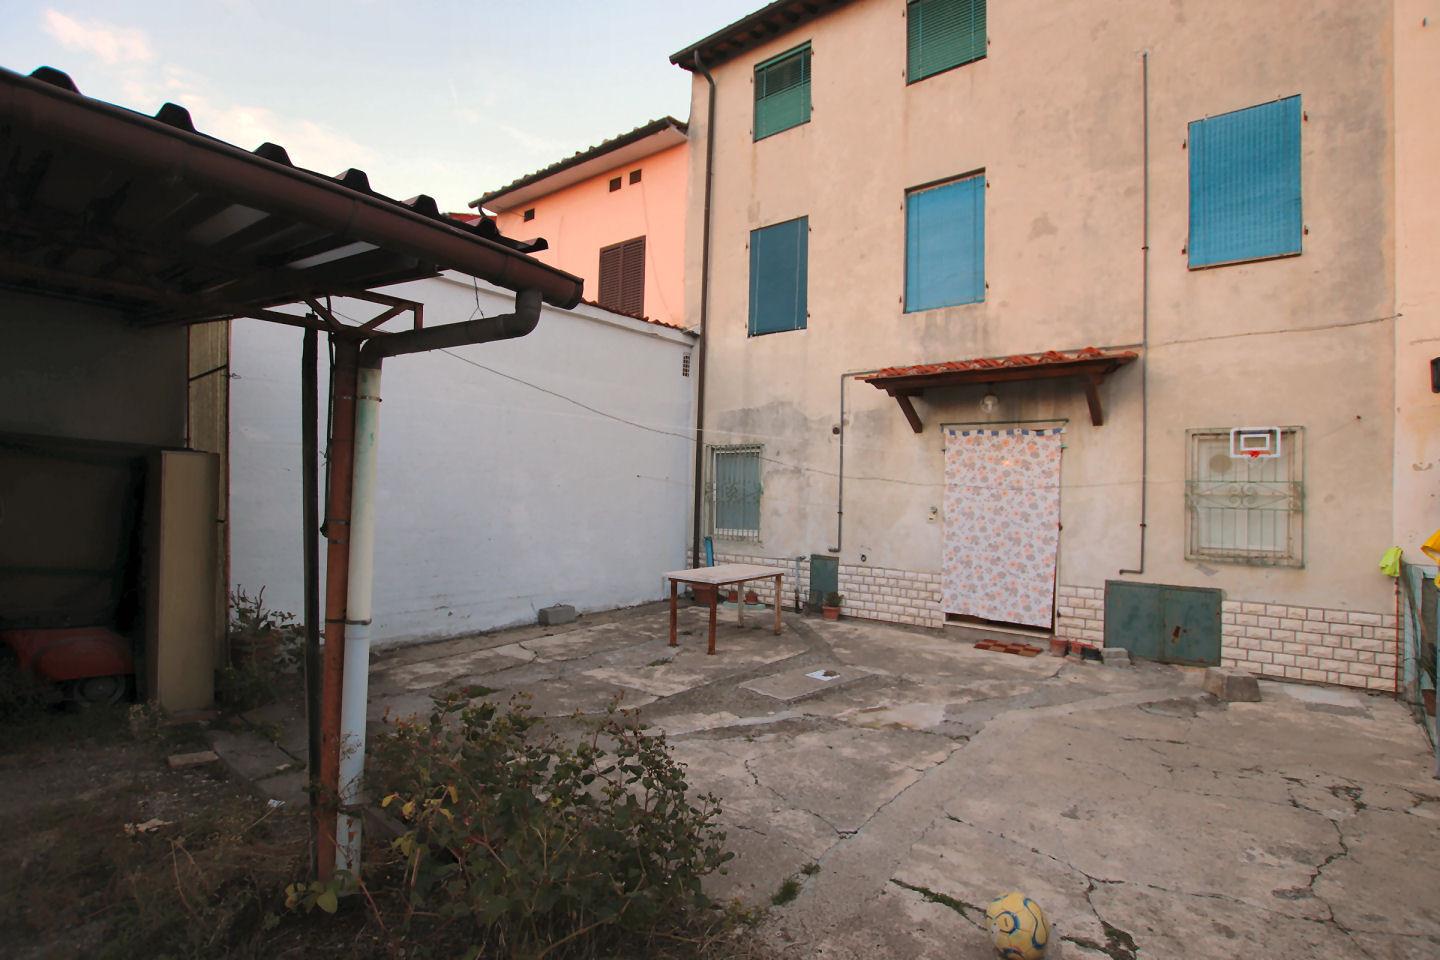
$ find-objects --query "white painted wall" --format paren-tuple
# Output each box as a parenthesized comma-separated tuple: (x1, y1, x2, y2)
(229, 274, 696, 645)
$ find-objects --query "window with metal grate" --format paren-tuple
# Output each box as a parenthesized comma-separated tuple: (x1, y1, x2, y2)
(609, 176, 621, 192)
(907, 0, 986, 84)
(1188, 96, 1302, 268)
(710, 444, 762, 539)
(905, 172, 985, 311)
(629, 169, 642, 184)
(682, 353, 691, 377)
(1185, 427, 1304, 566)
(754, 44, 812, 141)
(523, 208, 535, 221)
(748, 217, 807, 336)
(598, 236, 646, 316)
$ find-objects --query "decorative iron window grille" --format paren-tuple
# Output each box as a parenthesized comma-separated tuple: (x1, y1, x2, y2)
(709, 444, 762, 540)
(1185, 427, 1303, 566)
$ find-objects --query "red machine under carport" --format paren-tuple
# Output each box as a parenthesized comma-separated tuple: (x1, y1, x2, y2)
(0, 434, 145, 705)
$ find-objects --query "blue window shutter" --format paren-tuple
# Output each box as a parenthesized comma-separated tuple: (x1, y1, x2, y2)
(905, 174, 985, 311)
(1189, 96, 1302, 267)
(754, 45, 812, 140)
(749, 217, 808, 335)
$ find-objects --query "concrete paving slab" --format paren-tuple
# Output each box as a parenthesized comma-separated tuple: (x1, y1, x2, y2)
(205, 603, 1439, 959)
(741, 665, 875, 703)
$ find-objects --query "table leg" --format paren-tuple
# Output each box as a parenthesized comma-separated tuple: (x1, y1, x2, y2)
(737, 581, 745, 626)
(669, 579, 678, 647)
(774, 575, 783, 635)
(707, 587, 718, 655)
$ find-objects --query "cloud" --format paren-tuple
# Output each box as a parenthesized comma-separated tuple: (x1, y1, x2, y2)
(42, 9, 153, 65)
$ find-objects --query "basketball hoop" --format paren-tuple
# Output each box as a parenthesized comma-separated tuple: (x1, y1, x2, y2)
(1230, 427, 1282, 460)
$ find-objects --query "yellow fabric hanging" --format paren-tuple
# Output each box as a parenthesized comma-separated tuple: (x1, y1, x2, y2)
(1423, 529, 1440, 584)
(1380, 546, 1402, 578)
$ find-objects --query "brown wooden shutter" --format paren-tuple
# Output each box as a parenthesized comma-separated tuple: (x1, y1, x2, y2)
(619, 236, 645, 316)
(598, 236, 645, 315)
(598, 243, 623, 309)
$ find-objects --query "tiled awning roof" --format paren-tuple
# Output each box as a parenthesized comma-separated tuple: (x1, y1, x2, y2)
(861, 347, 1138, 431)
(0, 65, 583, 327)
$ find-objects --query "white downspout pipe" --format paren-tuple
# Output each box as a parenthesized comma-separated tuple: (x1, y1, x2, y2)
(332, 287, 542, 878)
(336, 362, 381, 876)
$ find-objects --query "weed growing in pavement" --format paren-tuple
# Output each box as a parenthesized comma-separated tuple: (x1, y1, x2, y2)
(368, 693, 736, 958)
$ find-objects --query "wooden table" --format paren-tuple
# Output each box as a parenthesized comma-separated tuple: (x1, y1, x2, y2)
(664, 563, 786, 655)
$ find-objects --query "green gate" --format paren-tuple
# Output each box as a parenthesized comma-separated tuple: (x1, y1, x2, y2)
(808, 554, 839, 613)
(1104, 581, 1222, 666)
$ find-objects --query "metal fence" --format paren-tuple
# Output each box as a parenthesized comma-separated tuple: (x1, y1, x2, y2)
(1398, 559, 1439, 777)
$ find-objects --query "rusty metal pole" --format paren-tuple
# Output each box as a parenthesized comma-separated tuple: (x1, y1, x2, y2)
(316, 336, 359, 880)
(301, 326, 322, 877)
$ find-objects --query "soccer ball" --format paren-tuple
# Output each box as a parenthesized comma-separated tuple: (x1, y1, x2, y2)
(985, 892, 1049, 960)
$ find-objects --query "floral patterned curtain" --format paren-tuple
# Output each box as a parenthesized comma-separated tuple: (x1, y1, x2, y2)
(942, 428, 1063, 628)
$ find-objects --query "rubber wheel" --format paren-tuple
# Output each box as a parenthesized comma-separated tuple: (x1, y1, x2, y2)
(72, 674, 127, 706)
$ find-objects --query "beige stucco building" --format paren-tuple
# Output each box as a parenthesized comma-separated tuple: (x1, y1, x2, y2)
(672, 0, 1439, 690)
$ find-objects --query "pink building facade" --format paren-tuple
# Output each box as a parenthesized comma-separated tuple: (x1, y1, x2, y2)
(471, 118, 689, 329)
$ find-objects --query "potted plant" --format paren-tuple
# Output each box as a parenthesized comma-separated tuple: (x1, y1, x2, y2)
(822, 592, 844, 621)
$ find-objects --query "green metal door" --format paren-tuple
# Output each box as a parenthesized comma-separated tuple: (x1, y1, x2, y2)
(809, 554, 839, 613)
(1160, 585, 1222, 666)
(1104, 581, 1221, 666)
(1104, 581, 1165, 661)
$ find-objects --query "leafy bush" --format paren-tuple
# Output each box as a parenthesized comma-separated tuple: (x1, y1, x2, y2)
(218, 588, 303, 711)
(370, 695, 733, 959)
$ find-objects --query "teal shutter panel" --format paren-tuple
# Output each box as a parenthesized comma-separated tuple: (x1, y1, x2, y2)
(713, 447, 761, 536)
(749, 217, 808, 335)
(754, 45, 811, 140)
(1189, 96, 1302, 267)
(905, 174, 984, 311)
(907, 0, 986, 83)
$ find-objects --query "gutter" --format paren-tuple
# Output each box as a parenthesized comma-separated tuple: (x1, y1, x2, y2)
(321, 289, 544, 879)
(690, 53, 718, 568)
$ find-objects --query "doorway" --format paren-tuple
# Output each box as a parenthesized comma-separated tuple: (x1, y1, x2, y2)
(941, 428, 1064, 630)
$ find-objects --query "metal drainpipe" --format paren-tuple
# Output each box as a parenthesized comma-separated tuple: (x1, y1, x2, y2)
(1120, 49, 1151, 576)
(690, 52, 717, 568)
(828, 368, 883, 554)
(330, 288, 543, 877)
(317, 337, 359, 880)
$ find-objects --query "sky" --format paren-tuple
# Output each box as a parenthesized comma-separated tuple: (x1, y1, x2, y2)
(0, 2, 760, 211)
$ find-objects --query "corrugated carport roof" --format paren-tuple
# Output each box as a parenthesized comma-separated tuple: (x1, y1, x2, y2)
(0, 66, 584, 325)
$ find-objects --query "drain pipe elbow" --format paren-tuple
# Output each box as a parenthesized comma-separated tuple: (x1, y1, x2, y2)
(359, 287, 542, 368)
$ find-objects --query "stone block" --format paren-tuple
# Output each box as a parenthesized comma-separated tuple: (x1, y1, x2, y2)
(538, 604, 578, 626)
(1100, 647, 1131, 667)
(1202, 667, 1261, 702)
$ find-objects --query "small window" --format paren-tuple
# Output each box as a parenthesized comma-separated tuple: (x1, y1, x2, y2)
(608, 176, 622, 192)
(907, 0, 987, 83)
(1186, 428, 1304, 566)
(748, 216, 808, 336)
(522, 208, 535, 222)
(710, 444, 762, 540)
(1189, 96, 1302, 268)
(682, 353, 692, 377)
(754, 43, 812, 141)
(598, 236, 645, 316)
(905, 172, 985, 312)
(629, 169, 642, 184)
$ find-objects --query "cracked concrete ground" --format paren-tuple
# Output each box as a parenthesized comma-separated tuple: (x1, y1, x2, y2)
(235, 601, 1440, 958)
